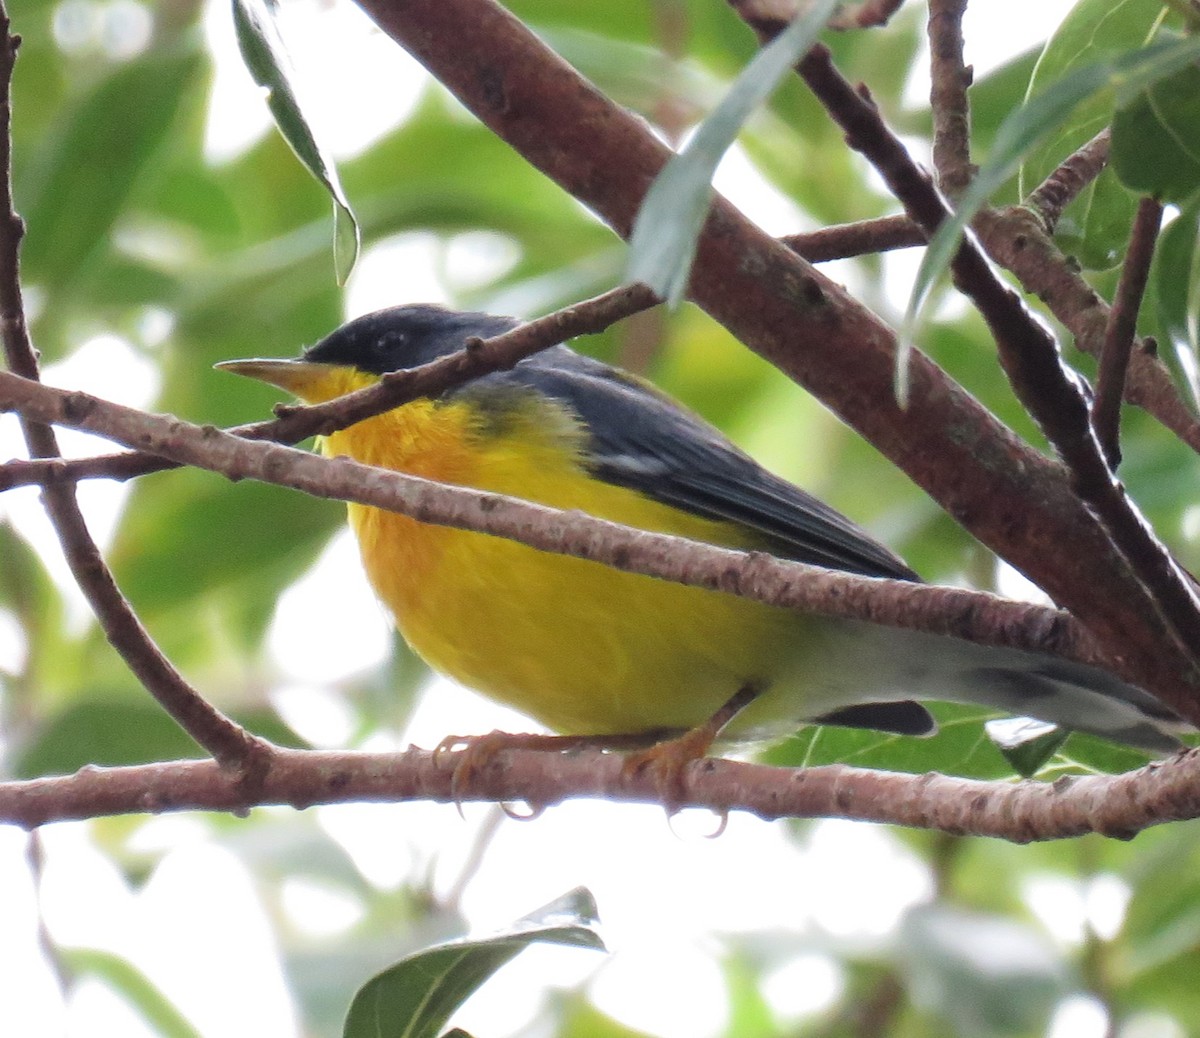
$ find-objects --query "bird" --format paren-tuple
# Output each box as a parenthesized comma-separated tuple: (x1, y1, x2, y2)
(217, 303, 1184, 764)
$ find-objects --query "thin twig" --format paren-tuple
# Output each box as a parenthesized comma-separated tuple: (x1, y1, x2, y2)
(0, 217, 926, 493)
(26, 834, 69, 993)
(781, 213, 925, 261)
(0, 217, 922, 493)
(829, 0, 909, 30)
(1026, 128, 1111, 231)
(927, 0, 973, 197)
(271, 283, 659, 438)
(0, 452, 156, 490)
(2, 743, 1199, 841)
(0, 367, 1123, 674)
(0, 3, 264, 770)
(975, 204, 1200, 453)
(0, 285, 659, 492)
(1092, 196, 1164, 468)
(794, 44, 1200, 711)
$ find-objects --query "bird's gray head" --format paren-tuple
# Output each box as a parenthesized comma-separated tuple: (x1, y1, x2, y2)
(302, 304, 520, 375)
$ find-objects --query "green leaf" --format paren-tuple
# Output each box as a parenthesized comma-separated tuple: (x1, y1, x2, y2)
(905, 34, 1200, 354)
(343, 888, 605, 1038)
(64, 948, 204, 1038)
(555, 994, 659, 1038)
(624, 0, 839, 304)
(1069, 165, 1140, 270)
(767, 699, 1157, 781)
(900, 905, 1068, 1036)
(1050, 729, 1165, 779)
(1112, 56, 1200, 202)
(1018, 0, 1171, 269)
(1151, 204, 1200, 409)
(1123, 822, 1200, 975)
(110, 471, 341, 618)
(969, 49, 1042, 156)
(1018, 0, 1169, 165)
(14, 699, 307, 777)
(16, 49, 205, 301)
(763, 703, 1019, 780)
(985, 717, 1070, 778)
(15, 699, 205, 776)
(0, 520, 59, 635)
(232, 0, 360, 283)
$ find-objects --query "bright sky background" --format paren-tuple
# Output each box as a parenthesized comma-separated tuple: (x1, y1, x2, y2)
(0, 1, 1136, 1036)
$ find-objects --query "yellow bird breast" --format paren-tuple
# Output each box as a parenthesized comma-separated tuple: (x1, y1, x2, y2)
(319, 391, 811, 739)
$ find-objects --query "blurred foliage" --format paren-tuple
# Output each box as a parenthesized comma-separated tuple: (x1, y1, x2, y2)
(3, 0, 1200, 1036)
(343, 887, 604, 1038)
(1017, 0, 1168, 269)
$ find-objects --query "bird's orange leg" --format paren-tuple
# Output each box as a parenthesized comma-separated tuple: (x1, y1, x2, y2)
(621, 683, 764, 814)
(437, 729, 678, 808)
(437, 683, 762, 815)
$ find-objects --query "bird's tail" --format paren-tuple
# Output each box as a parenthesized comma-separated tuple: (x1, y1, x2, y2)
(948, 653, 1184, 753)
(824, 622, 1185, 753)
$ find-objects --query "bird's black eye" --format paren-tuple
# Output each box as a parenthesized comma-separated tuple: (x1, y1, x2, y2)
(372, 330, 408, 370)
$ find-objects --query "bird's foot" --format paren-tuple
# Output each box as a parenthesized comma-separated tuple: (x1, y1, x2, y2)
(621, 683, 763, 815)
(436, 730, 593, 809)
(436, 730, 673, 814)
(621, 725, 720, 815)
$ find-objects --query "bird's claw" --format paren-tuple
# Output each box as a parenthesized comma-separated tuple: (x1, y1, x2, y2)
(621, 724, 718, 815)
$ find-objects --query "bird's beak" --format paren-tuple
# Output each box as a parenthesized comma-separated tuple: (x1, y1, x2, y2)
(215, 358, 341, 401)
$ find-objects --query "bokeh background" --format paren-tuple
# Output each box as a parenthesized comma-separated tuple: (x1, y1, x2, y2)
(3, 0, 1200, 1035)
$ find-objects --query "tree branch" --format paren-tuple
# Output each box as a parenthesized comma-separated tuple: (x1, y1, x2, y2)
(781, 213, 925, 261)
(729, 2, 1200, 482)
(1092, 196, 1163, 467)
(270, 283, 659, 437)
(975, 204, 1200, 454)
(2, 743, 1198, 842)
(927, 0, 973, 197)
(0, 285, 659, 492)
(0, 452, 153, 490)
(1025, 128, 1111, 231)
(0, 4, 264, 770)
(974, 101, 1193, 461)
(0, 211, 927, 495)
(0, 220, 933, 496)
(0, 367, 1118, 670)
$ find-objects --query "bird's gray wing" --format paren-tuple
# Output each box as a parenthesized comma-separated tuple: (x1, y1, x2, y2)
(499, 347, 919, 581)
